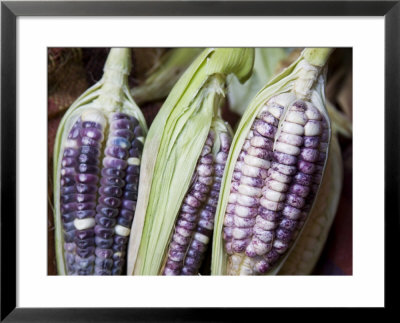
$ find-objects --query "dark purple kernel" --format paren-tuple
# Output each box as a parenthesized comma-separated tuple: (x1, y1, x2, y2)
(94, 225, 114, 239)
(76, 194, 96, 203)
(123, 191, 137, 200)
(166, 259, 182, 270)
(126, 166, 140, 176)
(75, 229, 95, 239)
(62, 212, 75, 222)
(294, 172, 312, 186)
(61, 194, 76, 204)
(122, 200, 136, 211)
(95, 215, 117, 228)
(279, 218, 298, 231)
(82, 121, 101, 129)
(64, 230, 75, 242)
(100, 186, 122, 198)
(76, 183, 97, 194)
(276, 228, 292, 242)
(113, 259, 125, 268)
(101, 168, 125, 177)
(96, 206, 119, 218)
(112, 268, 123, 275)
(95, 236, 114, 248)
(289, 184, 309, 198)
(61, 176, 75, 186)
(76, 247, 95, 258)
(75, 210, 96, 219)
(131, 139, 143, 150)
(253, 120, 277, 138)
(128, 149, 140, 158)
(77, 268, 93, 275)
(95, 258, 113, 270)
(95, 248, 113, 259)
(134, 126, 143, 137)
(95, 269, 111, 275)
(78, 164, 99, 174)
(264, 249, 280, 264)
(108, 137, 131, 149)
(125, 183, 138, 192)
(114, 235, 128, 246)
(63, 221, 75, 232)
(61, 202, 77, 213)
(75, 237, 95, 249)
(112, 244, 125, 252)
(61, 186, 76, 195)
(100, 177, 125, 187)
(181, 267, 196, 275)
(119, 209, 134, 220)
(125, 174, 139, 184)
(105, 146, 128, 159)
(117, 217, 131, 227)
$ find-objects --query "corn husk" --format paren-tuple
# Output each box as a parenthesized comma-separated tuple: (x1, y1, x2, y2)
(127, 48, 255, 275)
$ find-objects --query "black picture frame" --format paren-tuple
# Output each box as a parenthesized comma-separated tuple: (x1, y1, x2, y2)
(1, 1, 397, 321)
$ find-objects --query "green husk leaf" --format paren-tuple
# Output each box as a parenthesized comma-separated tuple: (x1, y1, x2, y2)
(53, 48, 147, 275)
(131, 48, 204, 105)
(278, 134, 343, 275)
(127, 48, 255, 275)
(227, 48, 289, 116)
(211, 48, 333, 275)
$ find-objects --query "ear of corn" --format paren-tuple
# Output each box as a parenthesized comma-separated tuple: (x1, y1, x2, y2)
(131, 48, 203, 105)
(211, 48, 334, 275)
(53, 48, 148, 275)
(127, 48, 255, 275)
(278, 134, 343, 275)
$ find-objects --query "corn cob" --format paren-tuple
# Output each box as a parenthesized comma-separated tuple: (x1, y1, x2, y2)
(212, 48, 334, 275)
(53, 48, 148, 275)
(127, 48, 255, 275)
(278, 134, 343, 275)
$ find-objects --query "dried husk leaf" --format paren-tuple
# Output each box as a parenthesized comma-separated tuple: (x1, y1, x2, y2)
(127, 48, 255, 275)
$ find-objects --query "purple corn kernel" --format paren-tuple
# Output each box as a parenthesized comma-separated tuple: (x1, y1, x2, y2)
(300, 148, 319, 162)
(76, 246, 95, 258)
(273, 151, 297, 165)
(100, 177, 125, 187)
(95, 236, 114, 249)
(96, 206, 118, 218)
(103, 157, 128, 170)
(95, 248, 113, 259)
(254, 120, 277, 138)
(105, 146, 128, 159)
(286, 194, 305, 209)
(279, 218, 298, 231)
(95, 215, 117, 228)
(76, 184, 97, 194)
(75, 238, 95, 249)
(114, 235, 128, 246)
(294, 172, 312, 186)
(75, 229, 95, 240)
(276, 228, 292, 243)
(94, 225, 114, 239)
(80, 128, 103, 141)
(111, 119, 135, 130)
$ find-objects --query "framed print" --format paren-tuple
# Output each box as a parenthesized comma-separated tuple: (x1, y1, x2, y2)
(1, 0, 397, 321)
